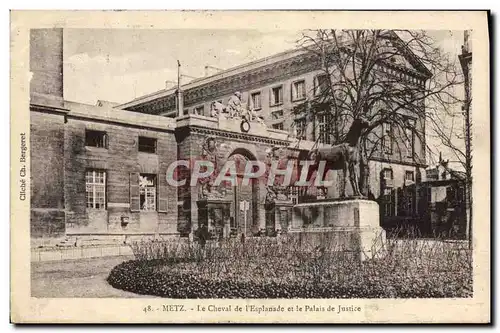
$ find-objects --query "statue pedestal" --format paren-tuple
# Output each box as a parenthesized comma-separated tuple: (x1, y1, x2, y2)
(290, 199, 386, 261)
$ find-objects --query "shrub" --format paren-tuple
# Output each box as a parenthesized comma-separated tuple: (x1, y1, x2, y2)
(108, 235, 472, 299)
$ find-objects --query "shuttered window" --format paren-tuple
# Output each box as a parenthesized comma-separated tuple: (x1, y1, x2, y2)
(129, 172, 140, 212)
(139, 174, 157, 211)
(158, 170, 169, 213)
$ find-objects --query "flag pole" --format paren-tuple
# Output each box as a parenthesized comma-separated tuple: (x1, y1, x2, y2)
(177, 60, 183, 117)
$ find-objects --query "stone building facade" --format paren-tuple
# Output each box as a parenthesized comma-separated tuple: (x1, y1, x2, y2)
(29, 29, 431, 240)
(119, 40, 430, 232)
(418, 157, 468, 238)
(30, 28, 66, 238)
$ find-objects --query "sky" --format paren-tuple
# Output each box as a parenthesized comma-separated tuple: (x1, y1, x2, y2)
(63, 29, 464, 106)
(63, 29, 302, 105)
(63, 29, 466, 169)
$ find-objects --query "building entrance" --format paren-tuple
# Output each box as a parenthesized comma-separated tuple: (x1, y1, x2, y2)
(227, 153, 260, 237)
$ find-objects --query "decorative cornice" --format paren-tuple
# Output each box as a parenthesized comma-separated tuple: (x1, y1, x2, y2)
(183, 54, 319, 106)
(66, 114, 175, 133)
(125, 43, 430, 114)
(30, 103, 70, 116)
(187, 126, 290, 146)
(369, 156, 427, 168)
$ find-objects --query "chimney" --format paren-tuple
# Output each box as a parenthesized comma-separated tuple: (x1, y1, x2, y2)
(204, 65, 224, 77)
(176, 60, 183, 118)
(165, 80, 176, 90)
(30, 28, 64, 107)
(464, 30, 471, 53)
(181, 74, 197, 83)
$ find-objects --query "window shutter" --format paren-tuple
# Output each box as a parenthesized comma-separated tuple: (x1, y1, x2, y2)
(130, 172, 140, 212)
(158, 172, 168, 213)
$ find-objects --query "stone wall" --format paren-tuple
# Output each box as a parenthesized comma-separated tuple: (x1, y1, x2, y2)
(30, 109, 66, 237)
(175, 124, 285, 235)
(64, 116, 178, 235)
(30, 29, 63, 99)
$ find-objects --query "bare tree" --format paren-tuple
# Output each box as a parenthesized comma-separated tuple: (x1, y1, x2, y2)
(292, 29, 464, 199)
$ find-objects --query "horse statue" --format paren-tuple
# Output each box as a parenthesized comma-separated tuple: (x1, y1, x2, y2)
(308, 116, 372, 198)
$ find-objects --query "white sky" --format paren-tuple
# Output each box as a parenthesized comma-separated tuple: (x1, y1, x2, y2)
(63, 29, 302, 105)
(63, 29, 466, 169)
(63, 29, 463, 106)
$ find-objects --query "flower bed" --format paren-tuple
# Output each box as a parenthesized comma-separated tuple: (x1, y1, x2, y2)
(107, 237, 472, 298)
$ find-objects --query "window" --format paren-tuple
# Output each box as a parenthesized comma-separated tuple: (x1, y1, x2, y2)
(446, 186, 457, 206)
(314, 74, 329, 96)
(405, 118, 416, 158)
(271, 86, 283, 106)
(380, 169, 394, 217)
(404, 90, 414, 101)
(271, 110, 284, 120)
(294, 117, 307, 140)
(427, 187, 432, 203)
(405, 128, 414, 157)
(382, 191, 394, 217)
(405, 170, 415, 182)
(458, 186, 466, 205)
(86, 169, 106, 209)
(272, 122, 284, 130)
(317, 187, 327, 200)
(317, 113, 332, 144)
(139, 174, 157, 211)
(383, 168, 393, 180)
(382, 168, 394, 191)
(382, 122, 393, 154)
(138, 137, 157, 154)
(251, 92, 262, 110)
(288, 186, 300, 205)
(194, 105, 205, 115)
(292, 80, 306, 101)
(404, 190, 415, 216)
(85, 130, 107, 148)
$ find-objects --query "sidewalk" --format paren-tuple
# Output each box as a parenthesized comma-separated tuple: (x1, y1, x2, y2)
(31, 256, 149, 298)
(31, 244, 133, 262)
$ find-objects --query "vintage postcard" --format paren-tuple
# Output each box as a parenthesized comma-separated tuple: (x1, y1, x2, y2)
(10, 10, 490, 323)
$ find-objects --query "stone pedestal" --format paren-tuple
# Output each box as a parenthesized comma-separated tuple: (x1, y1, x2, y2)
(290, 199, 386, 261)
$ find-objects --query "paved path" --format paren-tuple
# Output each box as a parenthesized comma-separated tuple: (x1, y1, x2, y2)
(31, 256, 151, 298)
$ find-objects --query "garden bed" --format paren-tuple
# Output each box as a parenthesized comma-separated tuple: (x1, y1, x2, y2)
(107, 236, 472, 298)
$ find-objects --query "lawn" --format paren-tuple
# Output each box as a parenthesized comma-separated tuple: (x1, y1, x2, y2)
(107, 234, 472, 298)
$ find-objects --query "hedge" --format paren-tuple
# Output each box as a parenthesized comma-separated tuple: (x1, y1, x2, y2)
(107, 258, 472, 299)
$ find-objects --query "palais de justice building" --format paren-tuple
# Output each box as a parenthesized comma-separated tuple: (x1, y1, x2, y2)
(30, 29, 429, 241)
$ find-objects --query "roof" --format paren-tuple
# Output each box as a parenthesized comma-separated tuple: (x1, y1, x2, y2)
(64, 100, 175, 131)
(425, 161, 467, 182)
(447, 169, 467, 181)
(96, 100, 120, 108)
(116, 47, 308, 110)
(117, 31, 433, 111)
